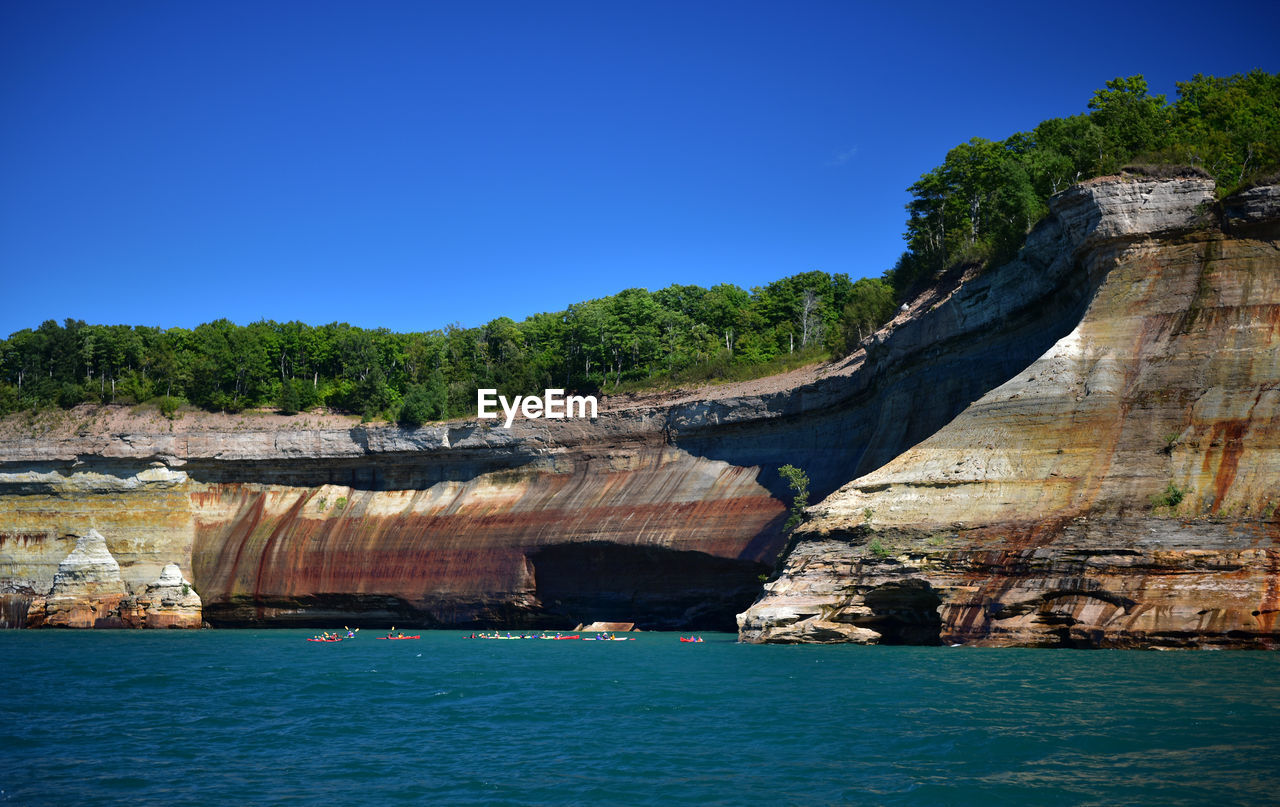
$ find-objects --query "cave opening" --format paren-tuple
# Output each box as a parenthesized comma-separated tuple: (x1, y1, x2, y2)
(528, 542, 770, 632)
(862, 580, 943, 645)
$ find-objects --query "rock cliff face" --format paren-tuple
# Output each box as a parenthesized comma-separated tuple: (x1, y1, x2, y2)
(20, 531, 203, 628)
(739, 177, 1280, 648)
(3, 176, 1276, 643)
(1, 430, 792, 629)
(1, 206, 1109, 632)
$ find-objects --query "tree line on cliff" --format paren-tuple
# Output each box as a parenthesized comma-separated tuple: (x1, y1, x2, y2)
(1, 71, 1276, 424)
(0, 271, 897, 423)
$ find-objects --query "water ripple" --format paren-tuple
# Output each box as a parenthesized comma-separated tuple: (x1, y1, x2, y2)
(1, 633, 1277, 806)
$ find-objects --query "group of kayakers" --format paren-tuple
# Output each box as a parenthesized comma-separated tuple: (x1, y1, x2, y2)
(468, 631, 581, 640)
(463, 631, 700, 642)
(308, 627, 358, 642)
(310, 627, 705, 642)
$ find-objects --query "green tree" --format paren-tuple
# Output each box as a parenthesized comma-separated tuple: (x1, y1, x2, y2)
(278, 376, 301, 415)
(398, 371, 447, 427)
(834, 277, 896, 352)
(1087, 75, 1169, 170)
(1170, 70, 1280, 186)
(778, 464, 810, 534)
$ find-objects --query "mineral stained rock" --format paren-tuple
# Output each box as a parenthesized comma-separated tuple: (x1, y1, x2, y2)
(3, 175, 1276, 644)
(26, 529, 129, 628)
(739, 177, 1280, 648)
(129, 563, 203, 629)
(2, 202, 1106, 632)
(20, 531, 202, 628)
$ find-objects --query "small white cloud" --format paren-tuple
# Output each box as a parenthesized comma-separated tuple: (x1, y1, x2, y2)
(828, 146, 858, 167)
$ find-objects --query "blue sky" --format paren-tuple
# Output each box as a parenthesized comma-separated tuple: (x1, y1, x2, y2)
(3, 0, 1278, 337)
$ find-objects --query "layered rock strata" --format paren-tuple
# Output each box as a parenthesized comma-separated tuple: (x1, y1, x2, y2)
(26, 529, 129, 628)
(5, 176, 1274, 642)
(128, 563, 203, 629)
(740, 178, 1280, 648)
(1, 226, 1105, 630)
(20, 531, 202, 628)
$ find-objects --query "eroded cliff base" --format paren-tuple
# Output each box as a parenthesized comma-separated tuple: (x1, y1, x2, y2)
(197, 541, 768, 631)
(739, 519, 1280, 648)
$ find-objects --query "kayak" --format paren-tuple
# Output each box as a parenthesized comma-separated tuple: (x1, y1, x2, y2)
(468, 633, 581, 640)
(307, 637, 344, 643)
(377, 635, 420, 640)
(680, 637, 703, 643)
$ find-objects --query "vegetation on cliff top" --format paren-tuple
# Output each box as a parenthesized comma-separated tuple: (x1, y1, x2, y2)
(0, 272, 896, 422)
(1, 71, 1276, 423)
(888, 70, 1280, 297)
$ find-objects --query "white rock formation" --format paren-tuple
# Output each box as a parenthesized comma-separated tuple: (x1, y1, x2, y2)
(49, 529, 126, 596)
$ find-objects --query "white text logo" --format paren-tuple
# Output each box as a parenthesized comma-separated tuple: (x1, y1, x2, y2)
(477, 388, 598, 428)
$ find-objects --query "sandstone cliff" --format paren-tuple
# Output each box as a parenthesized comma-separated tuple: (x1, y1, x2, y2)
(4, 176, 1276, 643)
(2, 204, 1107, 632)
(739, 176, 1280, 648)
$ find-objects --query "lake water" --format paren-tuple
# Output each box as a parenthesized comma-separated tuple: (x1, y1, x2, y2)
(2, 631, 1277, 806)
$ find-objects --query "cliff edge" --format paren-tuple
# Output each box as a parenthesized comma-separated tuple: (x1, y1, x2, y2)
(739, 177, 1280, 648)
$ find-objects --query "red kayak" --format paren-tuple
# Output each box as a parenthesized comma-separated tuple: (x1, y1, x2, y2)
(377, 635, 420, 640)
(307, 637, 344, 643)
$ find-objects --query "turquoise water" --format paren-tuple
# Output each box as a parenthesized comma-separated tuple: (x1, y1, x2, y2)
(2, 632, 1278, 806)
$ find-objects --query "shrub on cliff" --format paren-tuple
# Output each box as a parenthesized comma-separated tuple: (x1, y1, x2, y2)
(277, 377, 301, 415)
(1150, 483, 1186, 510)
(779, 464, 810, 534)
(398, 374, 447, 428)
(157, 395, 182, 419)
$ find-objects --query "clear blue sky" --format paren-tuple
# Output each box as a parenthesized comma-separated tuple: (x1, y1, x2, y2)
(3, 0, 1277, 338)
